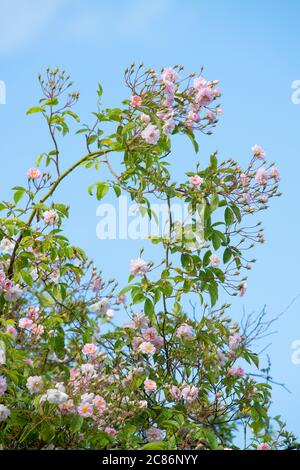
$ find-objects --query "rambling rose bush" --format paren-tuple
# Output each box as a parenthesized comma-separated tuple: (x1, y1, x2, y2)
(0, 65, 298, 450)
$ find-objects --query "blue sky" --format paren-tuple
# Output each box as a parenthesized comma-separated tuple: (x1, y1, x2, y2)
(0, 0, 300, 436)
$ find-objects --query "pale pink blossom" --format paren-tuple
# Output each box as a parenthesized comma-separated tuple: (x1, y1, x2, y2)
(0, 238, 15, 254)
(195, 87, 214, 106)
(144, 378, 157, 392)
(105, 427, 117, 437)
(217, 350, 226, 366)
(193, 76, 207, 90)
(91, 276, 103, 293)
(129, 258, 148, 276)
(146, 426, 165, 442)
(176, 323, 194, 340)
(170, 385, 181, 400)
(252, 144, 266, 160)
(0, 376, 7, 396)
(162, 119, 175, 135)
(189, 175, 203, 186)
(255, 168, 268, 185)
(131, 95, 142, 107)
(43, 209, 59, 225)
(27, 167, 42, 180)
(141, 124, 160, 145)
(78, 402, 93, 418)
(6, 325, 17, 338)
(27, 306, 40, 320)
(0, 404, 10, 421)
(138, 341, 156, 355)
(143, 327, 159, 342)
(229, 333, 242, 350)
(18, 317, 34, 330)
(31, 324, 44, 337)
(269, 166, 280, 182)
(188, 111, 201, 123)
(116, 293, 126, 304)
(59, 399, 76, 415)
(181, 385, 198, 403)
(151, 335, 164, 349)
(257, 442, 271, 450)
(132, 336, 144, 350)
(206, 110, 217, 122)
(94, 395, 106, 411)
(210, 253, 220, 268)
(239, 173, 249, 186)
(4, 284, 23, 302)
(140, 113, 150, 124)
(228, 366, 245, 377)
(161, 67, 179, 84)
(82, 343, 97, 356)
(26, 375, 43, 394)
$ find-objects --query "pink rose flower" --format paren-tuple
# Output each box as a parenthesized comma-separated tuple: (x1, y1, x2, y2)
(228, 366, 245, 377)
(269, 166, 280, 182)
(210, 253, 220, 268)
(18, 317, 34, 330)
(144, 378, 157, 392)
(161, 67, 179, 84)
(131, 95, 142, 107)
(138, 341, 156, 355)
(170, 385, 181, 400)
(27, 167, 42, 180)
(255, 168, 268, 185)
(189, 175, 203, 186)
(43, 209, 59, 225)
(0, 376, 7, 396)
(94, 395, 106, 411)
(6, 325, 17, 338)
(252, 144, 266, 160)
(105, 427, 117, 437)
(229, 333, 242, 350)
(78, 402, 93, 418)
(146, 426, 165, 442)
(82, 343, 97, 356)
(181, 385, 198, 403)
(141, 124, 160, 145)
(176, 323, 194, 340)
(129, 258, 148, 276)
(257, 442, 271, 450)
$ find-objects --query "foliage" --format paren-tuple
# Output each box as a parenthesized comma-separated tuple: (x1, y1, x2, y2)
(0, 65, 297, 450)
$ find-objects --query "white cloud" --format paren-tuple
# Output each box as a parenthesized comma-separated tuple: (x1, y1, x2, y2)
(0, 0, 63, 55)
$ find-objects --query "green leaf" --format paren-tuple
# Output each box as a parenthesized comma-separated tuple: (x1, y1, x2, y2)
(223, 248, 232, 263)
(144, 298, 154, 316)
(13, 189, 26, 204)
(185, 129, 199, 153)
(26, 106, 44, 115)
(96, 183, 109, 200)
(70, 415, 83, 433)
(225, 207, 234, 226)
(208, 282, 218, 306)
(142, 441, 168, 450)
